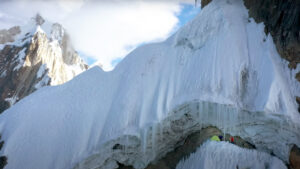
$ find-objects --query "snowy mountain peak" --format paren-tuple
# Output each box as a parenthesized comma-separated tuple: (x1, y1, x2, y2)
(0, 15, 88, 113)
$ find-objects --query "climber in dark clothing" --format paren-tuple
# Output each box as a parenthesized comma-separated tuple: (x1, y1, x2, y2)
(218, 135, 223, 141)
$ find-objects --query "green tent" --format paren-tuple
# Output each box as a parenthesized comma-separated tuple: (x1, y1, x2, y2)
(210, 135, 221, 141)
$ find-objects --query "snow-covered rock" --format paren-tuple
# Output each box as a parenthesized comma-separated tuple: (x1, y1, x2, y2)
(0, 14, 88, 113)
(0, 0, 299, 169)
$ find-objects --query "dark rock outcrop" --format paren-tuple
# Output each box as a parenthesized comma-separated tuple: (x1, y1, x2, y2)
(290, 145, 300, 169)
(296, 96, 300, 113)
(243, 0, 300, 70)
(201, 0, 212, 8)
(241, 0, 300, 115)
(0, 156, 7, 169)
(0, 135, 6, 169)
(296, 73, 300, 83)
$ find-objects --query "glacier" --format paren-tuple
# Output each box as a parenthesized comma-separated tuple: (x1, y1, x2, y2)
(0, 0, 299, 169)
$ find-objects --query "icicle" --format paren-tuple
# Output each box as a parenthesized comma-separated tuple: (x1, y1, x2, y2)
(229, 107, 233, 136)
(142, 127, 148, 154)
(158, 123, 163, 150)
(203, 102, 207, 122)
(223, 106, 227, 141)
(209, 103, 213, 124)
(216, 104, 220, 129)
(209, 102, 213, 125)
(198, 102, 203, 129)
(197, 102, 200, 120)
(233, 108, 238, 134)
(151, 124, 157, 158)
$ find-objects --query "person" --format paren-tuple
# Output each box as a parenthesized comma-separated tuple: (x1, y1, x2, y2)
(218, 135, 223, 141)
(230, 136, 234, 143)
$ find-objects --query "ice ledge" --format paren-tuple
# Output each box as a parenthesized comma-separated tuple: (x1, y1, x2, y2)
(74, 100, 300, 169)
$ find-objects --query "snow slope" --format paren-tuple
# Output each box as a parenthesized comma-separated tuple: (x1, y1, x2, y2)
(0, 0, 299, 169)
(176, 141, 286, 169)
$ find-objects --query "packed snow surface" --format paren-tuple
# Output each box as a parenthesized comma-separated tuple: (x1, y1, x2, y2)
(176, 141, 287, 169)
(0, 0, 299, 169)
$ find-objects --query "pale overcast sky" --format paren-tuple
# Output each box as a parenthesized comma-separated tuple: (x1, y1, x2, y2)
(0, 0, 200, 70)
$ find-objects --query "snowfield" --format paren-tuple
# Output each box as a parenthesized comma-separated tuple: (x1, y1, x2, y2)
(0, 0, 299, 169)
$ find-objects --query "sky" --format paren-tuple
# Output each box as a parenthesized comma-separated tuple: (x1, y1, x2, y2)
(0, 0, 200, 71)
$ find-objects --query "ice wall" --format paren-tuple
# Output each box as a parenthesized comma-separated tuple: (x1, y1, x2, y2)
(74, 101, 300, 169)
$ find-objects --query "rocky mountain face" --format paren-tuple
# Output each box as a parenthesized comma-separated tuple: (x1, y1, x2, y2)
(0, 14, 88, 113)
(237, 2, 300, 167)
(243, 0, 300, 70)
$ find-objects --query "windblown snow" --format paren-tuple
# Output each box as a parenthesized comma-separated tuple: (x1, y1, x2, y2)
(0, 0, 299, 169)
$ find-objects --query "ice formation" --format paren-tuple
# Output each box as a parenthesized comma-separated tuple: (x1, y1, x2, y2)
(0, 0, 299, 169)
(176, 141, 287, 169)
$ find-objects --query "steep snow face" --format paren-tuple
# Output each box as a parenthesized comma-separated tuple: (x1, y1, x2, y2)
(176, 141, 287, 169)
(0, 1, 299, 169)
(0, 15, 88, 112)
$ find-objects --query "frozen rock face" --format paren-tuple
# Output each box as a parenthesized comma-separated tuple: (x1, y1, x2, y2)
(0, 14, 88, 113)
(202, 0, 300, 70)
(243, 0, 300, 70)
(290, 145, 300, 169)
(202, 0, 300, 129)
(241, 0, 300, 114)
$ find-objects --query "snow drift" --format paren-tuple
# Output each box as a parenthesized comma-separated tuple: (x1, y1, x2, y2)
(176, 141, 286, 169)
(0, 0, 299, 169)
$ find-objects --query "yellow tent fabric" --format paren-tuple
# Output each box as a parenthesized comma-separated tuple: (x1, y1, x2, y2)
(210, 135, 220, 141)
